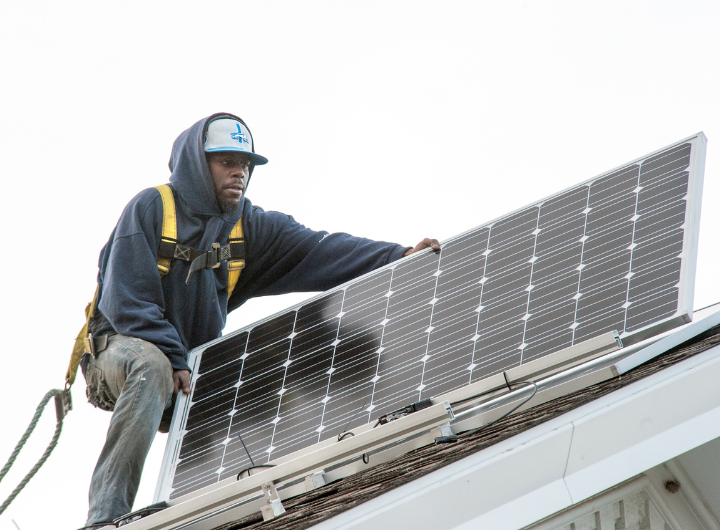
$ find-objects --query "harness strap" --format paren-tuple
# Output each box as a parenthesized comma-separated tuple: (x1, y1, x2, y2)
(154, 185, 177, 277)
(227, 220, 246, 299)
(66, 286, 98, 386)
(153, 184, 246, 290)
(153, 184, 245, 286)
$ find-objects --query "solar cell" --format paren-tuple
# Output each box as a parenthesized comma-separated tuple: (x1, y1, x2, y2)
(156, 134, 706, 501)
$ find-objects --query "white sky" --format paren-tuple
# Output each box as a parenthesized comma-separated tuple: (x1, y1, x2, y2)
(1, 1, 719, 529)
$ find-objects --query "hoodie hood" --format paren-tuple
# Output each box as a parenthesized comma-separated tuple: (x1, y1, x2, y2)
(168, 112, 253, 219)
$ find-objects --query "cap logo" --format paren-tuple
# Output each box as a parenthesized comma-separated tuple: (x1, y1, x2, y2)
(230, 123, 249, 145)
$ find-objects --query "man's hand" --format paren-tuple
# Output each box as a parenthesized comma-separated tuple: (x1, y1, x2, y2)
(404, 238, 441, 257)
(173, 370, 192, 396)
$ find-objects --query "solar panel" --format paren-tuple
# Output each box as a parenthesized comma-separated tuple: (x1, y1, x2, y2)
(155, 134, 706, 501)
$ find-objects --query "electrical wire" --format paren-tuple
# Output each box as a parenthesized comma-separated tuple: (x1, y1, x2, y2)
(234, 431, 276, 480)
(236, 464, 276, 480)
(336, 400, 367, 442)
(237, 432, 254, 467)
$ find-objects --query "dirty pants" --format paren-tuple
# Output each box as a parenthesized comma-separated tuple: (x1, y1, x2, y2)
(83, 335, 173, 525)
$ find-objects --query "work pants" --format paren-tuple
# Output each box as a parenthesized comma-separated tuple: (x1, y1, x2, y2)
(83, 335, 173, 525)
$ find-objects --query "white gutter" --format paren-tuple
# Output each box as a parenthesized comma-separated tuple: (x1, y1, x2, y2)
(311, 342, 720, 530)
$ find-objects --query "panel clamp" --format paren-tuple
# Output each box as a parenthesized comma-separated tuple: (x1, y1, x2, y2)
(304, 470, 327, 491)
(260, 481, 286, 521)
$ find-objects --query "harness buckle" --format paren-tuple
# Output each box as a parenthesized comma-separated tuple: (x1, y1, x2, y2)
(211, 243, 222, 269)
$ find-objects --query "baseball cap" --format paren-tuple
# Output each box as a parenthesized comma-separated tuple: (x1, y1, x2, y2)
(204, 118, 269, 165)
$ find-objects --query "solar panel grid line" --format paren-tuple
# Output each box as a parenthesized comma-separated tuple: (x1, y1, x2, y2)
(157, 134, 706, 503)
(628, 246, 682, 280)
(265, 310, 301, 458)
(621, 162, 643, 334)
(315, 288, 348, 441)
(628, 291, 680, 326)
(639, 178, 689, 207)
(397, 249, 443, 399)
(519, 207, 544, 363)
(466, 226, 492, 383)
(531, 265, 582, 296)
(364, 265, 397, 420)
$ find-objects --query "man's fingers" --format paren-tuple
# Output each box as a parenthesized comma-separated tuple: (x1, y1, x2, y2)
(405, 238, 441, 256)
(180, 371, 191, 395)
(173, 370, 192, 396)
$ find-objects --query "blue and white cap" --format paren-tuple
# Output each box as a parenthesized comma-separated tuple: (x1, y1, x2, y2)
(204, 118, 268, 165)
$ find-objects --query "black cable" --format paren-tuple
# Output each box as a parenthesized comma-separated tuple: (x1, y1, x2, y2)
(457, 381, 538, 439)
(236, 464, 276, 480)
(234, 432, 277, 479)
(237, 432, 254, 467)
(502, 372, 512, 390)
(337, 400, 367, 441)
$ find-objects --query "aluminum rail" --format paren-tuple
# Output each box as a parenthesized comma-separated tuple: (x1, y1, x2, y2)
(117, 401, 455, 530)
(614, 308, 720, 375)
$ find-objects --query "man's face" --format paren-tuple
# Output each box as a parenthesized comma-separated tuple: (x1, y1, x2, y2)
(206, 151, 252, 214)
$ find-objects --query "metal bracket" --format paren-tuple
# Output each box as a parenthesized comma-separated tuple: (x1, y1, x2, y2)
(430, 421, 457, 443)
(443, 400, 455, 420)
(259, 481, 286, 521)
(304, 471, 327, 491)
(430, 422, 453, 438)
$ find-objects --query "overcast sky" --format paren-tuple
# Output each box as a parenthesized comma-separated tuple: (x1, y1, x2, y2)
(1, 1, 719, 529)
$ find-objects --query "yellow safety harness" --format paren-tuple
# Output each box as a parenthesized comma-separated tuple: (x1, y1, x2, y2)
(65, 185, 246, 386)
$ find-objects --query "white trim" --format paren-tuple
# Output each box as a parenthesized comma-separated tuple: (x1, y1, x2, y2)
(310, 344, 720, 530)
(521, 475, 650, 530)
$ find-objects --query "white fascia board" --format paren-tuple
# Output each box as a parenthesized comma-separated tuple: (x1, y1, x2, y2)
(564, 347, 720, 502)
(311, 343, 720, 530)
(311, 424, 576, 530)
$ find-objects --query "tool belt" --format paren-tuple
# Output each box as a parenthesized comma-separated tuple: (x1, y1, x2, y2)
(85, 332, 116, 358)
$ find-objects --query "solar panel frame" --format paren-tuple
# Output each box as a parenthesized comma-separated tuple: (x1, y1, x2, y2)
(154, 132, 706, 503)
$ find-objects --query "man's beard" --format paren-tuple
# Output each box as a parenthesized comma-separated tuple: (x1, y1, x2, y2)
(218, 197, 241, 215)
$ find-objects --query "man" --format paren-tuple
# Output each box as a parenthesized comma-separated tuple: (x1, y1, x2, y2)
(80, 112, 439, 527)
